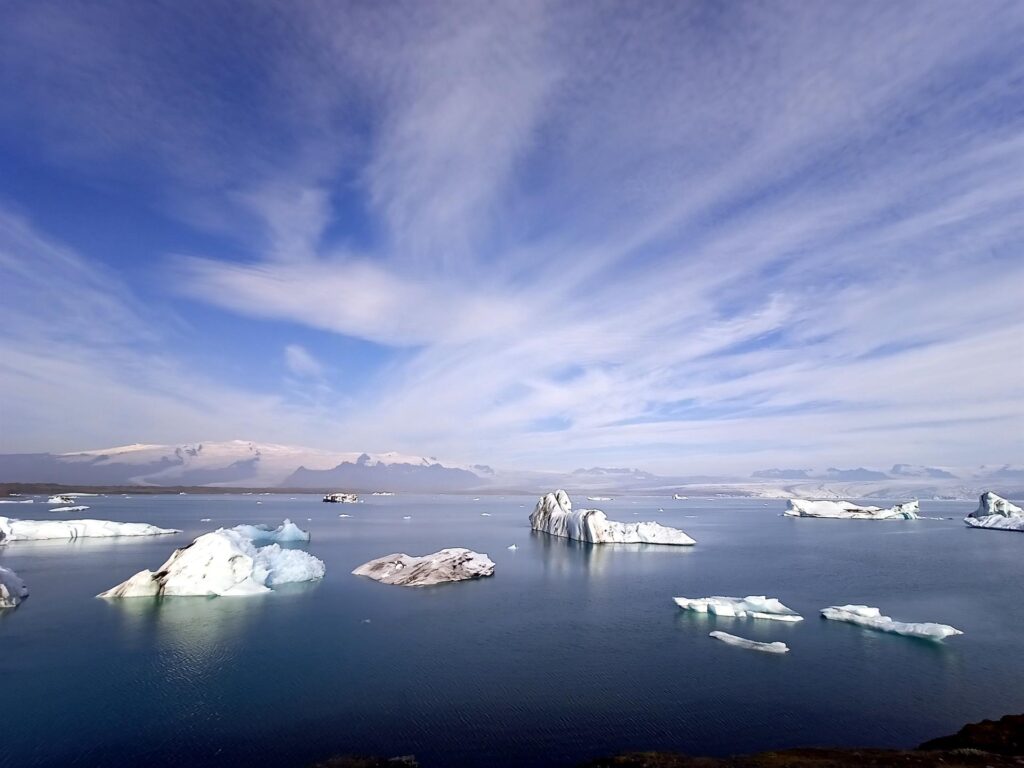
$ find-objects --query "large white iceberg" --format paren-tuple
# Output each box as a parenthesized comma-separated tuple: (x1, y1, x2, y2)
(529, 490, 695, 545)
(230, 519, 311, 542)
(0, 565, 28, 608)
(820, 604, 963, 641)
(98, 529, 325, 598)
(784, 499, 919, 520)
(0, 516, 179, 542)
(674, 595, 803, 621)
(352, 548, 495, 587)
(709, 631, 789, 654)
(964, 492, 1023, 532)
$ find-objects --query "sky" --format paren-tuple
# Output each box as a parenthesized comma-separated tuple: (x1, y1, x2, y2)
(0, 0, 1022, 474)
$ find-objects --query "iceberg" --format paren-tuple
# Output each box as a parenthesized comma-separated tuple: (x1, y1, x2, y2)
(98, 529, 325, 598)
(49, 505, 90, 513)
(229, 519, 311, 542)
(964, 491, 1023, 532)
(674, 595, 803, 621)
(784, 499, 919, 520)
(0, 499, 33, 504)
(709, 631, 789, 654)
(587, 496, 612, 501)
(529, 490, 695, 545)
(1, 516, 179, 542)
(353, 548, 495, 587)
(820, 604, 963, 641)
(0, 565, 28, 608)
(48, 495, 74, 504)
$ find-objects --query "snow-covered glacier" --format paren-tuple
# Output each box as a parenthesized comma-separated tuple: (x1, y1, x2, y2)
(964, 491, 1023, 532)
(230, 519, 311, 542)
(353, 548, 495, 587)
(674, 595, 803, 621)
(529, 490, 695, 545)
(820, 604, 963, 641)
(0, 516, 179, 542)
(0, 565, 28, 608)
(98, 529, 325, 598)
(784, 499, 919, 520)
(709, 631, 789, 654)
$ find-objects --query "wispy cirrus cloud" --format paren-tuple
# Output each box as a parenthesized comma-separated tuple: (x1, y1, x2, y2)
(1, 1, 1022, 472)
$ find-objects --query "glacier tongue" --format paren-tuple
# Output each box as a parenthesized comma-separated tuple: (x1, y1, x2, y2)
(530, 490, 695, 545)
(820, 604, 963, 641)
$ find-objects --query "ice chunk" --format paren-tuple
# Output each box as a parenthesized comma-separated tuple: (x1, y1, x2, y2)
(353, 548, 495, 587)
(820, 604, 963, 641)
(674, 595, 803, 622)
(709, 631, 789, 654)
(507, 544, 518, 550)
(1, 516, 179, 542)
(0, 565, 28, 608)
(587, 496, 612, 501)
(785, 499, 919, 520)
(49, 505, 90, 513)
(230, 519, 310, 542)
(964, 492, 1023, 532)
(98, 529, 325, 598)
(530, 490, 695, 545)
(323, 493, 359, 503)
(0, 499, 33, 504)
(47, 495, 73, 504)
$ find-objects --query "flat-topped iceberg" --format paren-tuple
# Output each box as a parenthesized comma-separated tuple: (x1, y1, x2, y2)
(821, 604, 963, 641)
(353, 548, 495, 587)
(49, 505, 90, 513)
(98, 529, 325, 598)
(530, 490, 695, 545)
(674, 595, 803, 621)
(709, 631, 789, 654)
(1, 516, 179, 542)
(785, 499, 919, 520)
(964, 492, 1023, 532)
(0, 499, 33, 504)
(230, 519, 310, 542)
(0, 565, 28, 608)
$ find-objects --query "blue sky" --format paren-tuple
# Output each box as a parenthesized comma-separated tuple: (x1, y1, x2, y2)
(0, 0, 1022, 473)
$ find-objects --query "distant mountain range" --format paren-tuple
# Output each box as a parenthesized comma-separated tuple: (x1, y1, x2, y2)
(0, 441, 1020, 500)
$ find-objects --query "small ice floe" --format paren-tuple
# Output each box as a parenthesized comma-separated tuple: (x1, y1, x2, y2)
(673, 494, 687, 500)
(674, 596, 803, 622)
(507, 544, 518, 551)
(256, 501, 262, 505)
(0, 565, 29, 609)
(820, 605, 963, 641)
(48, 506, 90, 513)
(402, 515, 412, 520)
(472, 498, 480, 501)
(323, 493, 359, 504)
(48, 495, 74, 505)
(361, 618, 372, 624)
(200, 518, 212, 522)
(353, 548, 495, 587)
(339, 514, 352, 518)
(480, 512, 491, 517)
(0, 499, 33, 504)
(587, 496, 612, 502)
(230, 519, 310, 543)
(709, 631, 789, 654)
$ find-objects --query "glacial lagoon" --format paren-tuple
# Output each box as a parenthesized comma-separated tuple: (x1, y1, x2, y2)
(1, 493, 1021, 767)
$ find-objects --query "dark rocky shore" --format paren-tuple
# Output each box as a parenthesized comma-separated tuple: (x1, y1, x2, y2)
(311, 714, 1024, 768)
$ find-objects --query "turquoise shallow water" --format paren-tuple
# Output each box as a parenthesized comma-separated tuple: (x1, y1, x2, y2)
(0, 493, 1021, 767)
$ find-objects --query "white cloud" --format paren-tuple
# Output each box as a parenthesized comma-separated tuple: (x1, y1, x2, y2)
(284, 344, 323, 379)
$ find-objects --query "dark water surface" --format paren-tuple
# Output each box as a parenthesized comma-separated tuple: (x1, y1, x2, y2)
(1, 493, 1021, 767)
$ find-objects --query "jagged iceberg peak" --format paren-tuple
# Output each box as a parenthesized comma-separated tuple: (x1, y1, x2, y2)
(0, 516, 179, 542)
(821, 605, 963, 641)
(0, 565, 28, 608)
(964, 491, 1023, 532)
(529, 490, 695, 545)
(98, 529, 325, 598)
(352, 548, 495, 587)
(709, 631, 789, 654)
(784, 499, 919, 520)
(674, 596, 803, 622)
(230, 519, 311, 542)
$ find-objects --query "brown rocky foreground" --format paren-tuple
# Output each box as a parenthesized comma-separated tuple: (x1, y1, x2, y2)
(311, 714, 1024, 767)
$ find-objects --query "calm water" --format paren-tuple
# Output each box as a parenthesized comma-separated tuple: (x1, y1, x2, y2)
(0, 493, 1021, 767)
